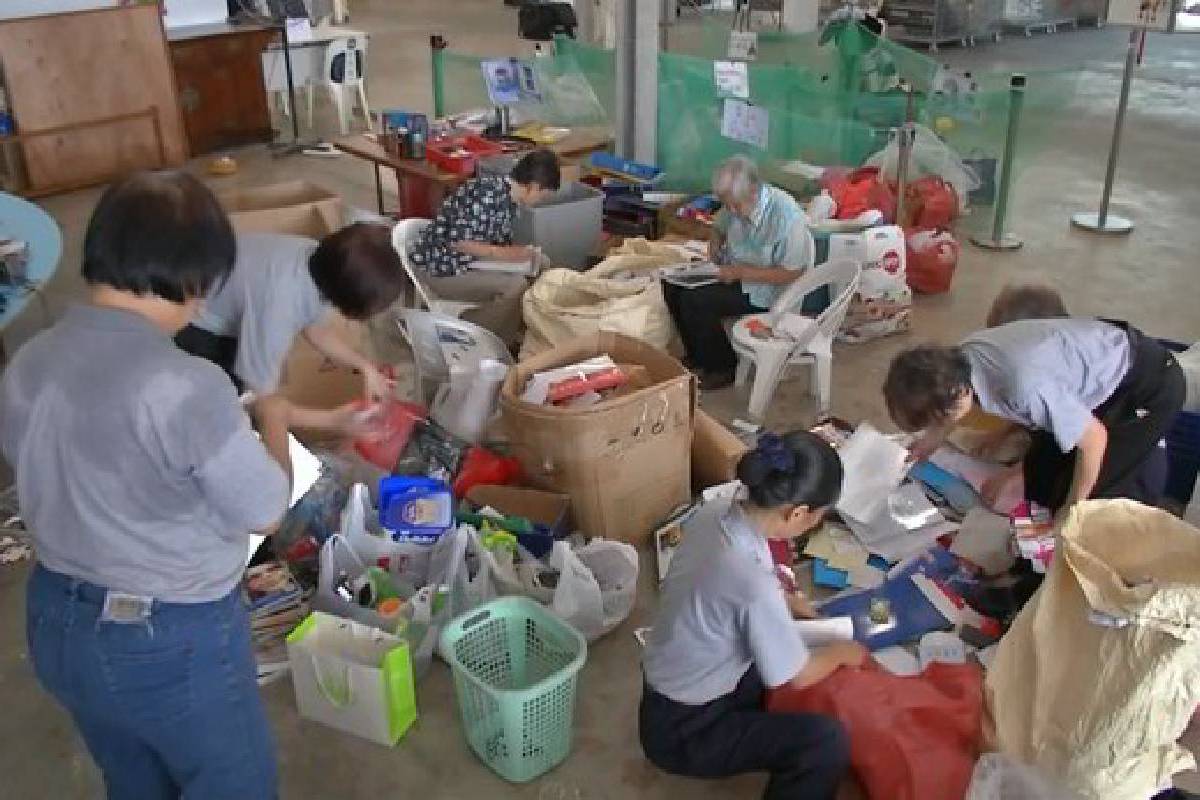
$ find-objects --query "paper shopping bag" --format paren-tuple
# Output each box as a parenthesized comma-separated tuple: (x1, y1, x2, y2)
(286, 612, 417, 746)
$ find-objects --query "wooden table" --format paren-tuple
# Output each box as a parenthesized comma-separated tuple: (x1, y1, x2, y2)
(334, 126, 614, 218)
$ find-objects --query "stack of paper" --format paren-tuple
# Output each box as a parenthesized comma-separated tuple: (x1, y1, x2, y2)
(843, 482, 954, 564)
(836, 423, 911, 524)
(804, 525, 887, 589)
(244, 562, 309, 685)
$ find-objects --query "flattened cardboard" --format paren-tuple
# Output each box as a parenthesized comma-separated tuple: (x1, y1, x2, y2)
(465, 484, 572, 538)
(217, 181, 345, 237)
(500, 333, 696, 543)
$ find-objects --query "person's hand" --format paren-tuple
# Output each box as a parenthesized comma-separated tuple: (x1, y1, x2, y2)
(717, 265, 743, 283)
(787, 591, 819, 620)
(981, 463, 1022, 508)
(362, 365, 396, 403)
(833, 640, 869, 668)
(908, 432, 940, 463)
(327, 402, 386, 439)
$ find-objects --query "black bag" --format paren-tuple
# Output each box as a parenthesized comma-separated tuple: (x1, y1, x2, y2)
(518, 1, 577, 40)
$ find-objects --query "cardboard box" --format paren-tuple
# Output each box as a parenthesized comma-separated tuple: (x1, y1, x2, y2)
(279, 313, 365, 409)
(500, 333, 696, 544)
(465, 485, 572, 538)
(217, 181, 345, 237)
(692, 409, 749, 490)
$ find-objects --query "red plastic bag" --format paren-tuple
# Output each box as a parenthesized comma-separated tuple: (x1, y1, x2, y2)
(766, 662, 984, 800)
(905, 176, 959, 229)
(824, 166, 898, 223)
(451, 446, 521, 498)
(352, 400, 426, 471)
(905, 228, 960, 294)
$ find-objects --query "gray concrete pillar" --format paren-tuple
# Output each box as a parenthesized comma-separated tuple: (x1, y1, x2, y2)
(615, 0, 660, 162)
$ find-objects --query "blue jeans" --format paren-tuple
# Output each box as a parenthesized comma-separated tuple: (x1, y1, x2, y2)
(26, 564, 277, 800)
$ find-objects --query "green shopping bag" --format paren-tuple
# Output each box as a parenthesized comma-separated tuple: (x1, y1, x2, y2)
(286, 611, 418, 745)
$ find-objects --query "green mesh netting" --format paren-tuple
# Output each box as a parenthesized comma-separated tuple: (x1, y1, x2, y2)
(432, 23, 1078, 229)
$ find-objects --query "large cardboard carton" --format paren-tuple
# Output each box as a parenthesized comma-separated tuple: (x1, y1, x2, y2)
(692, 409, 749, 490)
(217, 181, 344, 237)
(279, 313, 365, 409)
(500, 333, 696, 544)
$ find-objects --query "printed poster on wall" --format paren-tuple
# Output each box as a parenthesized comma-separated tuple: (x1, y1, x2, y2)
(713, 61, 750, 99)
(721, 99, 769, 150)
(728, 30, 759, 61)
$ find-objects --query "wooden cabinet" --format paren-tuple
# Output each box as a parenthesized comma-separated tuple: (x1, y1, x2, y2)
(168, 24, 277, 156)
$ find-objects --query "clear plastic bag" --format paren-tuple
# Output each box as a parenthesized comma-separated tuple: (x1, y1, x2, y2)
(966, 754, 1082, 800)
(864, 125, 980, 213)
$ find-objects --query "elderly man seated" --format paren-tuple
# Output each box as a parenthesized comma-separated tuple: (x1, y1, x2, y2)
(662, 156, 813, 390)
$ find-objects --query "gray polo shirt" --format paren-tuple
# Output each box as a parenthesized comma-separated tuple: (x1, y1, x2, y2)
(194, 232, 330, 393)
(643, 499, 808, 705)
(961, 318, 1131, 452)
(0, 305, 289, 603)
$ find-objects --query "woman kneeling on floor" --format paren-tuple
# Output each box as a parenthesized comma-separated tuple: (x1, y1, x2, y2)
(640, 431, 867, 800)
(663, 155, 816, 391)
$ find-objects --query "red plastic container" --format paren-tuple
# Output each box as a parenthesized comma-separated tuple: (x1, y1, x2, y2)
(426, 134, 504, 176)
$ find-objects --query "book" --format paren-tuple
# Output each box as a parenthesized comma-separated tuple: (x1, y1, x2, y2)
(657, 262, 722, 289)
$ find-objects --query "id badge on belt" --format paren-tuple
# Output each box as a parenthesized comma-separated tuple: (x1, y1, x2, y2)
(100, 592, 154, 624)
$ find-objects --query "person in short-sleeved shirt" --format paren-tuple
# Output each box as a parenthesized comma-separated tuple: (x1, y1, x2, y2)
(640, 432, 866, 800)
(885, 317, 1185, 512)
(1, 171, 291, 798)
(662, 155, 814, 390)
(177, 224, 406, 438)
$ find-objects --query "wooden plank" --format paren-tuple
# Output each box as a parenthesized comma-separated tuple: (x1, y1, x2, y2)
(0, 4, 187, 192)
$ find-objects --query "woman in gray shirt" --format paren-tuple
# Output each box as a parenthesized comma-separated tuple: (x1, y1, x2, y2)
(640, 432, 866, 800)
(1, 172, 291, 799)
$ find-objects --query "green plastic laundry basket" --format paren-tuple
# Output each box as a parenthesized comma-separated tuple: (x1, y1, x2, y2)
(440, 596, 587, 783)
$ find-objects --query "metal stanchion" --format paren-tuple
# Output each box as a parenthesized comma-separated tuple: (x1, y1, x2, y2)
(430, 35, 448, 121)
(1070, 28, 1140, 235)
(893, 82, 915, 226)
(971, 73, 1026, 250)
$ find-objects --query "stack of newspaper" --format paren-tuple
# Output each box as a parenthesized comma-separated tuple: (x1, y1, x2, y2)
(244, 562, 310, 685)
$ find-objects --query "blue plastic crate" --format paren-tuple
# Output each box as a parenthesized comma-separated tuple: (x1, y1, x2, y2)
(586, 152, 662, 185)
(1160, 339, 1200, 504)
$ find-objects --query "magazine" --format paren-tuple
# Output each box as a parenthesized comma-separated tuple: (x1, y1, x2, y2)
(657, 261, 722, 289)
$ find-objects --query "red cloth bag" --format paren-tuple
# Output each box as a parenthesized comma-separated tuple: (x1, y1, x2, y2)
(766, 662, 984, 800)
(905, 228, 961, 294)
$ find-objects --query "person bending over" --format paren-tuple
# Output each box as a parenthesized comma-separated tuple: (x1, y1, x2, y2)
(663, 155, 815, 390)
(985, 282, 1068, 328)
(1, 171, 291, 799)
(640, 432, 866, 800)
(884, 317, 1184, 513)
(177, 223, 406, 441)
(408, 148, 561, 347)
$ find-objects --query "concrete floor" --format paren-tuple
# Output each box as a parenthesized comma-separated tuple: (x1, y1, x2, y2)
(2, 1, 1200, 797)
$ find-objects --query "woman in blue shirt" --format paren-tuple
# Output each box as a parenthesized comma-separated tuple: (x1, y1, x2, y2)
(641, 431, 867, 800)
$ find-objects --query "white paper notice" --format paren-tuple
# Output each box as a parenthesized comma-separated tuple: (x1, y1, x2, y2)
(721, 99, 769, 150)
(793, 616, 855, 648)
(713, 60, 750, 99)
(285, 17, 314, 43)
(728, 30, 759, 60)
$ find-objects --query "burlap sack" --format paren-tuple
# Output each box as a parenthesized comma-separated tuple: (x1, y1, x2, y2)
(987, 499, 1200, 800)
(519, 238, 686, 359)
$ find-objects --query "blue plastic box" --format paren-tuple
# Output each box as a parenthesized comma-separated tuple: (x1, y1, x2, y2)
(379, 476, 454, 544)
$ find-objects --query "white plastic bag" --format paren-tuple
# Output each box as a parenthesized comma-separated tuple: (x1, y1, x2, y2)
(966, 754, 1081, 800)
(548, 539, 639, 642)
(339, 483, 432, 588)
(864, 124, 980, 212)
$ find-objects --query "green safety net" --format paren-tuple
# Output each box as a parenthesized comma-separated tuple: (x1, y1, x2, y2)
(433, 23, 1079, 228)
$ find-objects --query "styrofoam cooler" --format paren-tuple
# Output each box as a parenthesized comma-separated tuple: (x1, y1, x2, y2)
(512, 182, 603, 270)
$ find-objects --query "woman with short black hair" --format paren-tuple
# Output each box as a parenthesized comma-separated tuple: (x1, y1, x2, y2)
(640, 431, 865, 800)
(176, 221, 406, 439)
(2, 170, 291, 799)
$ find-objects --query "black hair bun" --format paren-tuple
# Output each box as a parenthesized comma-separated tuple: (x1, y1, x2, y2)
(736, 450, 773, 488)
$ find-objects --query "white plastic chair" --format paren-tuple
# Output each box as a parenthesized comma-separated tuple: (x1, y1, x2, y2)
(307, 36, 370, 135)
(397, 308, 514, 406)
(730, 258, 862, 420)
(390, 219, 479, 320)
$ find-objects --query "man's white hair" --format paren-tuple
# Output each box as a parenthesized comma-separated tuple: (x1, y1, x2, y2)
(712, 155, 761, 203)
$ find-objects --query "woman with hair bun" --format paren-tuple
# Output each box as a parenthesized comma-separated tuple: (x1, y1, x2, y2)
(640, 431, 867, 800)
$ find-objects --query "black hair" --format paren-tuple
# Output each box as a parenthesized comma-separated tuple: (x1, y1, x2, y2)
(308, 223, 407, 320)
(736, 430, 843, 510)
(510, 148, 561, 192)
(883, 345, 973, 432)
(986, 283, 1068, 327)
(82, 170, 235, 302)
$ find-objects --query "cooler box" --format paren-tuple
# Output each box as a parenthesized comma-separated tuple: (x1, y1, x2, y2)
(512, 182, 603, 270)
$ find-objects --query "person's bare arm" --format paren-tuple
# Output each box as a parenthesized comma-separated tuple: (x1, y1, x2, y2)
(709, 231, 727, 263)
(250, 395, 293, 534)
(452, 241, 533, 262)
(1065, 416, 1108, 508)
(719, 264, 800, 286)
(788, 641, 868, 690)
(302, 317, 394, 401)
